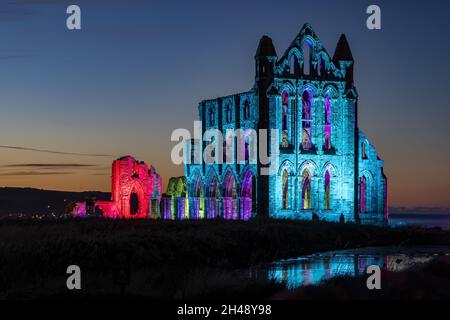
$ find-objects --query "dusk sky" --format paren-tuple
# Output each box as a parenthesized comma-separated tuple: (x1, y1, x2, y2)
(1, 0, 449, 208)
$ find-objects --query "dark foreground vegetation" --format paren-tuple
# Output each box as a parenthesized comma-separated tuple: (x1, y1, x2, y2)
(1, 218, 450, 299)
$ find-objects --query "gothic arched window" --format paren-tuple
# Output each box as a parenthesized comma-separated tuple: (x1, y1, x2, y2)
(223, 141, 227, 163)
(209, 107, 215, 126)
(225, 105, 232, 123)
(282, 91, 289, 131)
(290, 54, 299, 75)
(324, 170, 331, 209)
(324, 95, 332, 150)
(302, 170, 312, 209)
(303, 41, 312, 75)
(362, 142, 367, 159)
(282, 170, 289, 209)
(302, 90, 312, 150)
(317, 55, 324, 76)
(243, 100, 250, 120)
(244, 138, 250, 162)
(360, 176, 367, 213)
(281, 90, 289, 147)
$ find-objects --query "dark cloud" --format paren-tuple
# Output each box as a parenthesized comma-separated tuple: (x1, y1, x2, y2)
(0, 54, 39, 60)
(0, 0, 71, 22)
(2, 163, 96, 169)
(1, 0, 67, 6)
(0, 171, 74, 176)
(0, 145, 114, 157)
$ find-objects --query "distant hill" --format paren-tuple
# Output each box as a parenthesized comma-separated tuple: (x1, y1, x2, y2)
(0, 187, 110, 216)
(389, 207, 450, 215)
(1, 187, 448, 217)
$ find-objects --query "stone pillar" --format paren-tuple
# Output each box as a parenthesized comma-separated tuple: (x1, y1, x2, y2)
(178, 197, 186, 220)
(162, 197, 172, 220)
(218, 196, 224, 219)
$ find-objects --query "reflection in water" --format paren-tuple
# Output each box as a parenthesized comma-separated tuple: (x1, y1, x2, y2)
(268, 255, 386, 290)
(249, 247, 450, 290)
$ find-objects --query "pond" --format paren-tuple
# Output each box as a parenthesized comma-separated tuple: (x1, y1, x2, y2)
(246, 246, 450, 290)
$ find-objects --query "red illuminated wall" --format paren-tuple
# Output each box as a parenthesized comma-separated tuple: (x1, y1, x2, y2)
(75, 156, 162, 219)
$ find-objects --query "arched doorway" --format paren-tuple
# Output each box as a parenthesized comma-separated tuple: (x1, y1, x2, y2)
(129, 192, 139, 216)
(223, 171, 237, 220)
(302, 170, 312, 210)
(123, 182, 147, 219)
(241, 171, 256, 221)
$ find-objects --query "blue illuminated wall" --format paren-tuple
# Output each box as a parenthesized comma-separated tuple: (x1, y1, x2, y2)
(182, 24, 388, 225)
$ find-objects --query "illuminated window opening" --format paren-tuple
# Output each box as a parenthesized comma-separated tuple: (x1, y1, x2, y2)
(303, 41, 312, 75)
(302, 170, 312, 209)
(324, 95, 332, 150)
(290, 54, 299, 75)
(282, 170, 289, 209)
(281, 90, 290, 148)
(360, 176, 367, 213)
(324, 170, 331, 210)
(302, 90, 312, 150)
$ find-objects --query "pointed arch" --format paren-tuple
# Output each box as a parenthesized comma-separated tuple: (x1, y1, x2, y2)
(225, 104, 232, 123)
(123, 181, 147, 219)
(278, 159, 295, 176)
(287, 47, 301, 75)
(205, 168, 220, 219)
(279, 82, 296, 96)
(188, 169, 203, 195)
(300, 83, 318, 97)
(243, 99, 251, 120)
(298, 159, 318, 177)
(317, 51, 330, 76)
(241, 169, 256, 220)
(208, 106, 216, 126)
(323, 84, 339, 99)
(301, 37, 314, 75)
(359, 170, 374, 214)
(189, 169, 204, 219)
(322, 161, 338, 178)
(222, 168, 238, 220)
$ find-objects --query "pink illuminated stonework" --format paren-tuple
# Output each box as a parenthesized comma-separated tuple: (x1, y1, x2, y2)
(74, 156, 162, 219)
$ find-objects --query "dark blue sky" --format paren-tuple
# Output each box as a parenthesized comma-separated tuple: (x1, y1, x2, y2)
(1, 0, 449, 207)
